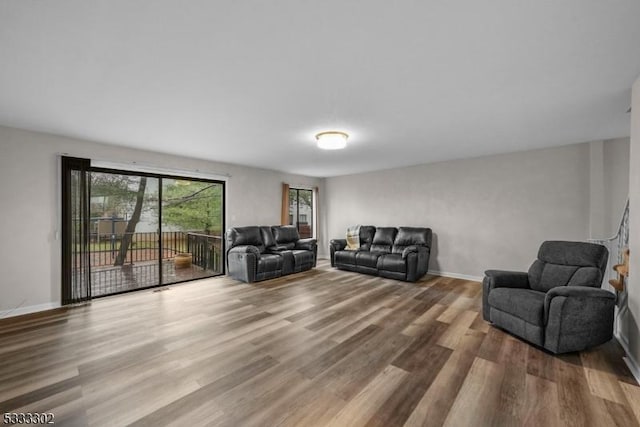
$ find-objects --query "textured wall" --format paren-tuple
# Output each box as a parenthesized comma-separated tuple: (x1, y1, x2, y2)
(603, 138, 630, 236)
(325, 143, 593, 279)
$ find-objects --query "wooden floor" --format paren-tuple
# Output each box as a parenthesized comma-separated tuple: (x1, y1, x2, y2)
(1, 260, 639, 427)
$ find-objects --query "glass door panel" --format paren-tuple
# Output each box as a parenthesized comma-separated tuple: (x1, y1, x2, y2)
(89, 172, 160, 296)
(161, 178, 224, 284)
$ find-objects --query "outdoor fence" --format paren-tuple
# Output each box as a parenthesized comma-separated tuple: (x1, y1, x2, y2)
(85, 231, 223, 296)
(87, 231, 222, 271)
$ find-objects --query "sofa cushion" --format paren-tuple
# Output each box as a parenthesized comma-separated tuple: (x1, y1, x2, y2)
(335, 250, 358, 265)
(370, 227, 397, 253)
(260, 226, 276, 248)
(291, 249, 314, 266)
(490, 308, 545, 347)
(272, 225, 300, 244)
(537, 241, 608, 269)
(228, 226, 265, 253)
(488, 288, 546, 326)
(359, 226, 376, 250)
(377, 254, 406, 273)
(257, 254, 283, 273)
(528, 261, 579, 292)
(291, 249, 313, 264)
(392, 227, 431, 254)
(527, 241, 608, 292)
(356, 252, 382, 268)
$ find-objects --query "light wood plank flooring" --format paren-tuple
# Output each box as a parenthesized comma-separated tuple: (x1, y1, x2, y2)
(1, 260, 638, 426)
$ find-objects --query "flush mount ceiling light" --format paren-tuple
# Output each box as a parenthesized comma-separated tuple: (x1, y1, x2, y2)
(315, 131, 349, 150)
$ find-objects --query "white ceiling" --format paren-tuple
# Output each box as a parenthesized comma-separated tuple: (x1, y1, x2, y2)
(1, 1, 639, 177)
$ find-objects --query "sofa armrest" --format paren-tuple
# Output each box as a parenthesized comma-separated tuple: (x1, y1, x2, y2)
(484, 270, 530, 289)
(401, 245, 420, 259)
(482, 270, 530, 321)
(296, 238, 318, 267)
(330, 239, 347, 251)
(329, 239, 347, 267)
(228, 245, 260, 257)
(546, 286, 616, 301)
(404, 247, 430, 282)
(295, 238, 317, 251)
(544, 286, 616, 353)
(544, 286, 615, 322)
(227, 246, 259, 283)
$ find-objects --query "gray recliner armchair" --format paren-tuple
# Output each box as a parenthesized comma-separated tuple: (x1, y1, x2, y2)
(483, 241, 614, 354)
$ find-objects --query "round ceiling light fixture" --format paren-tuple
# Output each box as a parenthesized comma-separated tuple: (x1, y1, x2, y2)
(315, 131, 349, 150)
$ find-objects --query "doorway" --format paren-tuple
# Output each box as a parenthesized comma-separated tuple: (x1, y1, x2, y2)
(61, 157, 225, 302)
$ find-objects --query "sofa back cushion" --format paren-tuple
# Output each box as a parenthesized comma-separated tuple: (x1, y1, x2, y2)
(527, 241, 608, 292)
(227, 226, 265, 253)
(359, 226, 376, 251)
(392, 227, 432, 254)
(370, 227, 398, 253)
(272, 225, 300, 249)
(260, 226, 276, 248)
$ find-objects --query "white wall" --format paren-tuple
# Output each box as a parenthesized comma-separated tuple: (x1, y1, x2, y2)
(603, 138, 630, 236)
(588, 137, 630, 238)
(0, 125, 322, 315)
(589, 140, 607, 238)
(627, 76, 640, 376)
(325, 143, 596, 279)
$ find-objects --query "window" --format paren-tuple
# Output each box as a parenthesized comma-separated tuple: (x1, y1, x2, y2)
(288, 188, 313, 238)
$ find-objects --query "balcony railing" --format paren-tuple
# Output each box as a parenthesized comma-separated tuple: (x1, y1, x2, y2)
(589, 199, 629, 341)
(187, 232, 222, 272)
(87, 231, 221, 266)
(84, 231, 223, 296)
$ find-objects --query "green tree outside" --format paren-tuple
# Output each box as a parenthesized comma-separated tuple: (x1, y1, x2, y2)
(162, 181, 223, 235)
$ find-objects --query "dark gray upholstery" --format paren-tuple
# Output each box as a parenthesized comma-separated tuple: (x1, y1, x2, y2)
(226, 225, 317, 283)
(377, 254, 406, 273)
(392, 227, 432, 254)
(483, 240, 614, 354)
(356, 252, 382, 269)
(329, 226, 432, 282)
(488, 288, 545, 325)
(272, 225, 300, 250)
(359, 226, 376, 251)
(370, 227, 398, 253)
(528, 240, 608, 292)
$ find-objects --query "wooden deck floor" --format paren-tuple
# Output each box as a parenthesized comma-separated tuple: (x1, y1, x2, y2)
(91, 261, 218, 296)
(0, 260, 639, 426)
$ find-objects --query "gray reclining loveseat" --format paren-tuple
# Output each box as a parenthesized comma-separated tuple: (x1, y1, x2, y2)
(226, 225, 317, 283)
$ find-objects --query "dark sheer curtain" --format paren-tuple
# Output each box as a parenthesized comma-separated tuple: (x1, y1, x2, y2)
(61, 156, 92, 305)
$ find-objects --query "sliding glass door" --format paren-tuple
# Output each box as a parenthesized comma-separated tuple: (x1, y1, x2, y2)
(61, 157, 226, 301)
(161, 178, 224, 285)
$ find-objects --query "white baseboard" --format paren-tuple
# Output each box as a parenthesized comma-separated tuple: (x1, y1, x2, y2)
(0, 302, 61, 320)
(430, 270, 484, 282)
(616, 332, 640, 385)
